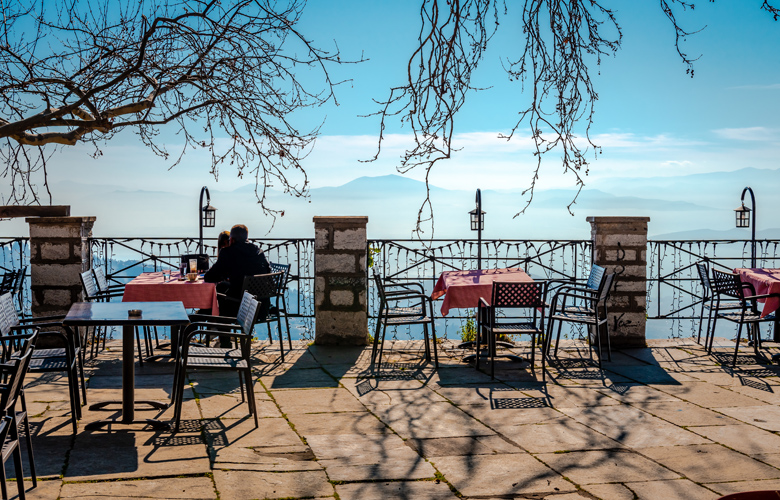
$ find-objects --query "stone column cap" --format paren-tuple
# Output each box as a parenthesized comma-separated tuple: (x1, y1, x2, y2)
(25, 216, 97, 224)
(313, 216, 368, 224)
(586, 216, 650, 223)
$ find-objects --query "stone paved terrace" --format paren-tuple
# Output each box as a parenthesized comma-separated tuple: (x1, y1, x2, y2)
(8, 336, 780, 500)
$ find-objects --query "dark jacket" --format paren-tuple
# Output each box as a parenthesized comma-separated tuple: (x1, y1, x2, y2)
(204, 241, 271, 300)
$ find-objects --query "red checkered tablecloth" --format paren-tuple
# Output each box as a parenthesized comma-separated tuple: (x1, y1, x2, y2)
(735, 268, 780, 318)
(122, 272, 219, 315)
(431, 268, 533, 316)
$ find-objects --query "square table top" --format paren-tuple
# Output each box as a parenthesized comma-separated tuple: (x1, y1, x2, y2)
(63, 301, 190, 326)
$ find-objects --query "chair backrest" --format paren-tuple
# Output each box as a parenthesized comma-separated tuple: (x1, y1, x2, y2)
(696, 261, 711, 296)
(80, 270, 100, 300)
(710, 269, 744, 300)
(0, 270, 18, 295)
(93, 267, 110, 293)
(492, 281, 547, 309)
(269, 262, 290, 288)
(0, 346, 34, 415)
(12, 266, 25, 296)
(372, 270, 389, 303)
(0, 293, 19, 335)
(597, 273, 616, 303)
(180, 254, 210, 272)
(235, 291, 261, 336)
(242, 272, 284, 301)
(585, 265, 606, 291)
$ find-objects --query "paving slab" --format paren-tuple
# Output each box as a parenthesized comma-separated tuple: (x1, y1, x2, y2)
(204, 417, 301, 449)
(344, 378, 447, 407)
(66, 430, 210, 480)
(305, 433, 422, 462)
(595, 383, 681, 404)
(715, 405, 780, 431)
(59, 477, 216, 498)
(607, 365, 701, 384)
(4, 478, 62, 500)
(212, 469, 333, 500)
(650, 381, 766, 408)
(271, 387, 365, 414)
(503, 421, 624, 453)
(319, 457, 436, 481)
(624, 479, 719, 500)
(196, 394, 279, 419)
(525, 384, 624, 408)
(560, 405, 711, 448)
(286, 411, 389, 436)
(259, 367, 338, 390)
(537, 449, 679, 484)
(706, 478, 780, 496)
(213, 445, 323, 472)
(335, 481, 458, 500)
(641, 444, 780, 483)
(690, 424, 780, 456)
(371, 402, 494, 439)
(581, 483, 635, 500)
(406, 435, 523, 457)
(432, 453, 575, 497)
(630, 401, 738, 427)
(462, 404, 568, 428)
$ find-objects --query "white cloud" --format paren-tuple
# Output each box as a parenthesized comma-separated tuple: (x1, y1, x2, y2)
(661, 160, 694, 167)
(713, 127, 780, 142)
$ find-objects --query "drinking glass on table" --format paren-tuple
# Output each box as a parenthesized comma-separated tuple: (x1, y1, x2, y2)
(189, 259, 198, 273)
(162, 268, 171, 282)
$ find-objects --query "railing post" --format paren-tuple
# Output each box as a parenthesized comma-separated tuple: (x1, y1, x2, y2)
(313, 216, 368, 345)
(587, 216, 650, 349)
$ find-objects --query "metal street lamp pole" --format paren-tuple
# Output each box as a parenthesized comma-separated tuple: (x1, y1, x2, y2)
(476, 189, 482, 270)
(740, 187, 757, 268)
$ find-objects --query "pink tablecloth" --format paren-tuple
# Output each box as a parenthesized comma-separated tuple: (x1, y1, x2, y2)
(735, 268, 780, 318)
(431, 268, 533, 316)
(122, 272, 219, 315)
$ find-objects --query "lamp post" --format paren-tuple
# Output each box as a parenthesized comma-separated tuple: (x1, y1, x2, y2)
(199, 186, 217, 254)
(735, 186, 756, 269)
(469, 189, 486, 270)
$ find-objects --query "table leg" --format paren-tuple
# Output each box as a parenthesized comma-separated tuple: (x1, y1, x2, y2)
(122, 324, 135, 423)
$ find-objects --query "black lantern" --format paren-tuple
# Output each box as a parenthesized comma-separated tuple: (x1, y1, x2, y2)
(734, 203, 751, 228)
(469, 208, 485, 231)
(199, 186, 217, 253)
(736, 187, 756, 269)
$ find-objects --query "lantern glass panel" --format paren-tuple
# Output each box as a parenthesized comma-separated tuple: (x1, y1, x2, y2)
(735, 206, 750, 228)
(203, 206, 217, 228)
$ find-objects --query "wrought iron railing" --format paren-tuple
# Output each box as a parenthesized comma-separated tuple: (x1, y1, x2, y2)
(646, 239, 780, 339)
(2, 233, 777, 342)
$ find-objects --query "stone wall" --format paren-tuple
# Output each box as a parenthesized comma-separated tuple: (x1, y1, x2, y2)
(313, 216, 368, 345)
(587, 216, 650, 349)
(27, 216, 96, 318)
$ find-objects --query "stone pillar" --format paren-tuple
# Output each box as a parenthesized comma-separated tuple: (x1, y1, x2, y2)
(313, 216, 368, 345)
(587, 216, 650, 349)
(26, 216, 96, 318)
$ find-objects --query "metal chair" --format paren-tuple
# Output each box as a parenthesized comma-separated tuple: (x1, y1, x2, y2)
(477, 281, 548, 380)
(269, 262, 292, 348)
(546, 273, 616, 370)
(371, 271, 438, 370)
(0, 344, 35, 500)
(171, 292, 261, 432)
(240, 272, 290, 360)
(708, 269, 779, 366)
(695, 261, 741, 345)
(0, 293, 85, 434)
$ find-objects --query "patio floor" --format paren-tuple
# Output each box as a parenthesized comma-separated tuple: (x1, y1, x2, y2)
(9, 335, 780, 500)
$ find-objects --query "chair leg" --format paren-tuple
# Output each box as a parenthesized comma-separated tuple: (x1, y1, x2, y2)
(708, 313, 719, 353)
(12, 435, 25, 500)
(733, 321, 745, 367)
(377, 322, 388, 369)
(430, 320, 439, 368)
(276, 316, 285, 363)
(243, 366, 258, 428)
(422, 323, 431, 363)
(370, 318, 382, 369)
(281, 296, 293, 351)
(134, 326, 144, 366)
(20, 396, 36, 487)
(697, 301, 707, 344)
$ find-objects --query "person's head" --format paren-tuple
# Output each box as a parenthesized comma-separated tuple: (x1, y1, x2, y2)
(217, 231, 231, 250)
(229, 224, 249, 244)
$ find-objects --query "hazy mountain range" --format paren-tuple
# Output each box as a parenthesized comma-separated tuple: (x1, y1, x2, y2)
(1, 167, 777, 241)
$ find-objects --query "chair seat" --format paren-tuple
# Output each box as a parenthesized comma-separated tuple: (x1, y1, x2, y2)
(488, 322, 542, 335)
(551, 311, 600, 325)
(31, 348, 68, 358)
(185, 357, 247, 369)
(385, 314, 431, 325)
(29, 357, 70, 371)
(717, 311, 775, 323)
(386, 306, 423, 316)
(704, 301, 742, 310)
(560, 305, 594, 315)
(188, 346, 242, 357)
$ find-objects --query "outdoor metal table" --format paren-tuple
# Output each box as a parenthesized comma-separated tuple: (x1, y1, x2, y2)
(122, 271, 218, 360)
(62, 301, 190, 429)
(431, 267, 534, 362)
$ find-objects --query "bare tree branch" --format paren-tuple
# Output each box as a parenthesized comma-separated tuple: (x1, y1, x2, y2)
(0, 0, 358, 211)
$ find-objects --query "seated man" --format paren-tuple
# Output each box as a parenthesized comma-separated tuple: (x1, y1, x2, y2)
(205, 224, 271, 320)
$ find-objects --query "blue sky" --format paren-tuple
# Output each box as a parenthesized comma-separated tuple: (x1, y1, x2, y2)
(12, 1, 780, 236)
